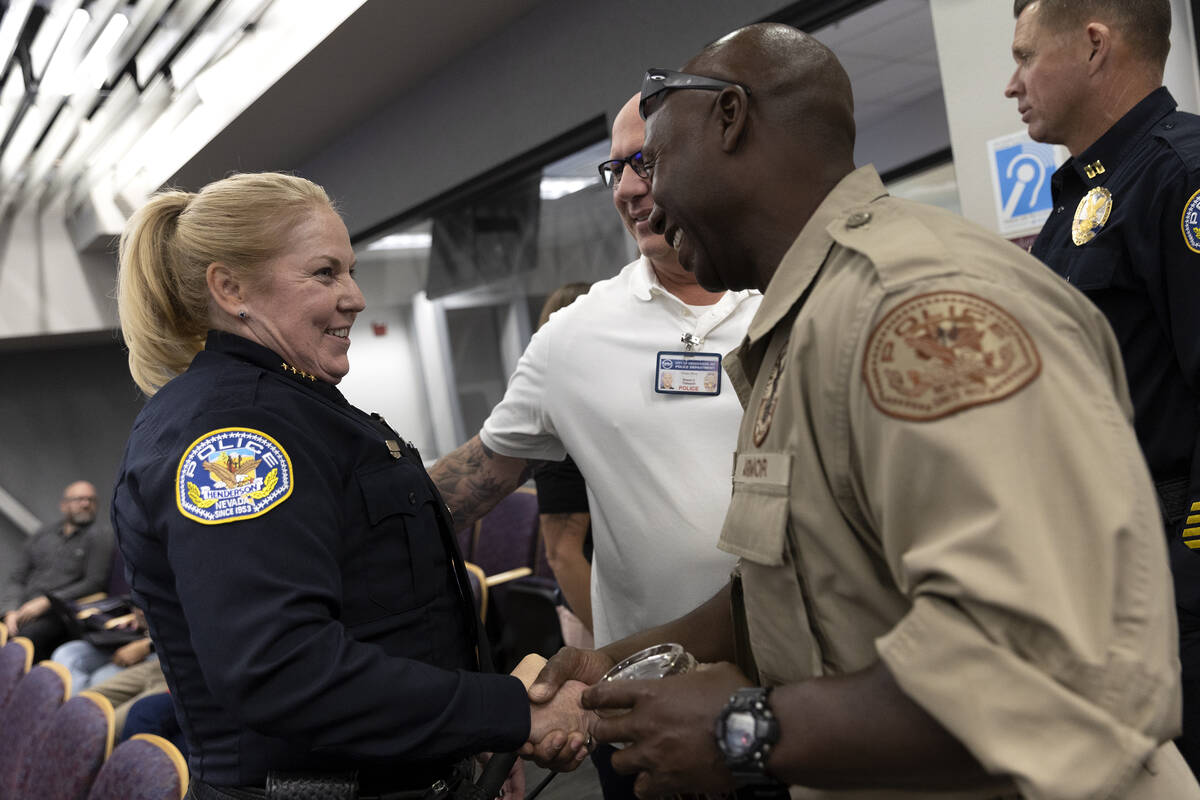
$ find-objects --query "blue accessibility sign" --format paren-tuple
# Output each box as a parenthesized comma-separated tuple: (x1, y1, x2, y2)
(988, 133, 1063, 235)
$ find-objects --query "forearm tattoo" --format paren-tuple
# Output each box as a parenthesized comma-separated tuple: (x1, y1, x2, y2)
(430, 437, 531, 531)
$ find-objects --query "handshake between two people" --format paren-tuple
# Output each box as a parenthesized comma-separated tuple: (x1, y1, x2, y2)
(512, 646, 755, 799)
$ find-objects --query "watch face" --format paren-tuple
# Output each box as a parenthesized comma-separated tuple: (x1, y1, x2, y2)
(722, 710, 757, 758)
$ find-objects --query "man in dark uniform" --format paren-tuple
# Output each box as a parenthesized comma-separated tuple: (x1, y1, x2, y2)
(1005, 0, 1200, 772)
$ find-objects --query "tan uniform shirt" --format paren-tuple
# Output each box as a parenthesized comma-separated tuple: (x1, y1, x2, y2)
(719, 166, 1197, 799)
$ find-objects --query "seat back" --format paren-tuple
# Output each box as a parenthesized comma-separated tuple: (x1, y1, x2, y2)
(471, 487, 540, 576)
(21, 690, 114, 800)
(86, 733, 188, 800)
(0, 636, 33, 710)
(0, 660, 71, 797)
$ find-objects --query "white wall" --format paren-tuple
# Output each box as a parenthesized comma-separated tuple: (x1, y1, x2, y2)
(931, 0, 1200, 234)
(0, 196, 117, 337)
(337, 302, 437, 458)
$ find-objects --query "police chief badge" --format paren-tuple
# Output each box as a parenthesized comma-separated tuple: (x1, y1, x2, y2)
(1071, 186, 1113, 246)
(1182, 188, 1200, 254)
(753, 339, 788, 447)
(176, 428, 293, 524)
(863, 291, 1041, 421)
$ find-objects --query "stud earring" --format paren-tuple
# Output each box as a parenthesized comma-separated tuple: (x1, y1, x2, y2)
(239, 310, 247, 319)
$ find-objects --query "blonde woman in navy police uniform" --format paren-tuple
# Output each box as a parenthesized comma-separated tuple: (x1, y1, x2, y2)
(112, 173, 591, 799)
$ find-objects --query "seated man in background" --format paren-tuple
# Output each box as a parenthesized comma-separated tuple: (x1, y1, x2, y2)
(431, 92, 761, 799)
(2, 480, 113, 661)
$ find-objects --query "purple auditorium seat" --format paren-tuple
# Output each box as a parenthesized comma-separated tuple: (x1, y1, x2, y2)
(20, 690, 114, 800)
(86, 733, 188, 800)
(0, 636, 33, 710)
(471, 487, 540, 576)
(0, 661, 71, 797)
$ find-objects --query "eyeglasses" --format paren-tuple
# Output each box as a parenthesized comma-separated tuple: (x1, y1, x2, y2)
(639, 68, 750, 119)
(597, 150, 650, 189)
(63, 495, 96, 504)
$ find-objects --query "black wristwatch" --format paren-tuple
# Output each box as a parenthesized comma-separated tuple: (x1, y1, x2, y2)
(714, 686, 784, 788)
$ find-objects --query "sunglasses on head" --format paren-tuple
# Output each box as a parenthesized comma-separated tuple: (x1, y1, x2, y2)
(639, 68, 750, 119)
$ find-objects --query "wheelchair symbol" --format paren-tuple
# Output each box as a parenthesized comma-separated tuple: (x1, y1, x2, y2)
(1002, 154, 1046, 218)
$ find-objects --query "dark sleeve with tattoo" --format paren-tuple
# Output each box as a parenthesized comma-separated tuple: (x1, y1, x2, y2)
(430, 434, 533, 531)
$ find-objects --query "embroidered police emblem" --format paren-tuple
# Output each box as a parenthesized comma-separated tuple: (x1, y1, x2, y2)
(753, 339, 788, 447)
(863, 291, 1041, 421)
(176, 428, 293, 524)
(1071, 186, 1113, 246)
(1182, 188, 1200, 254)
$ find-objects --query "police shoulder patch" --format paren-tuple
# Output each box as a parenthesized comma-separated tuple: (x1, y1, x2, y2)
(862, 291, 1041, 422)
(176, 427, 293, 524)
(1182, 188, 1200, 254)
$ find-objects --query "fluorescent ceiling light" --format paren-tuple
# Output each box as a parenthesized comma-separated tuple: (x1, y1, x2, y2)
(170, 0, 275, 90)
(134, 0, 215, 83)
(0, 63, 26, 147)
(539, 176, 600, 200)
(0, 96, 54, 185)
(106, 0, 174, 87)
(38, 8, 91, 95)
(29, 0, 84, 79)
(366, 233, 434, 252)
(78, 13, 130, 91)
(114, 83, 200, 191)
(0, 0, 36, 79)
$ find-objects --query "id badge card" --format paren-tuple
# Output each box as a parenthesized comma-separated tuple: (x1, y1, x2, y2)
(655, 351, 723, 395)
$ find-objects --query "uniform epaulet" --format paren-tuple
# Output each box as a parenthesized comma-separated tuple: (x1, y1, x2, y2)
(826, 196, 959, 292)
(210, 359, 262, 410)
(1154, 110, 1200, 171)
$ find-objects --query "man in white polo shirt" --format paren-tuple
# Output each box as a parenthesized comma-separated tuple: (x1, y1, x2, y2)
(430, 92, 759, 648)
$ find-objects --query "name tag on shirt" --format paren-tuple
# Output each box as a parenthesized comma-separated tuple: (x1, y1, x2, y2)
(655, 351, 722, 395)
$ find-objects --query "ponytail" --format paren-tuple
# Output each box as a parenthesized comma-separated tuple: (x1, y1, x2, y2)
(117, 192, 208, 396)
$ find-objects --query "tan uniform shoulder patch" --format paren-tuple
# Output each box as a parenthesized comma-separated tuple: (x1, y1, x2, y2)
(863, 291, 1041, 421)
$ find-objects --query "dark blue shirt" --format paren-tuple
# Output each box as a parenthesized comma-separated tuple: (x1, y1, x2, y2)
(1032, 87, 1200, 611)
(111, 331, 529, 789)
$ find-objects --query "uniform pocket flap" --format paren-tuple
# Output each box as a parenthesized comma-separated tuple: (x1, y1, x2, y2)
(357, 462, 434, 524)
(718, 486, 790, 567)
(1065, 245, 1117, 290)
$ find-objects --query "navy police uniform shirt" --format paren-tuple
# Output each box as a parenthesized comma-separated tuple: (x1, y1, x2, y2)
(1032, 87, 1200, 613)
(111, 331, 529, 789)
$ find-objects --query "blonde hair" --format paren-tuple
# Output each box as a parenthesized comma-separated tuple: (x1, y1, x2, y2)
(117, 172, 332, 396)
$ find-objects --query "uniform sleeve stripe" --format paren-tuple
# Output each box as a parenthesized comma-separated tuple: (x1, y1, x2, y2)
(1188, 515, 1200, 525)
(1184, 527, 1200, 539)
(1192, 501, 1200, 513)
(1187, 540, 1200, 550)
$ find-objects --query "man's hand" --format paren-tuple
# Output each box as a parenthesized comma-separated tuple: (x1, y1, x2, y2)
(112, 637, 152, 667)
(584, 662, 751, 799)
(3, 610, 18, 634)
(15, 595, 50, 625)
(527, 646, 615, 704)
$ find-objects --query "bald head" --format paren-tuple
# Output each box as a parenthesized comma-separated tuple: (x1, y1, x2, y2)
(613, 94, 642, 141)
(688, 23, 857, 162)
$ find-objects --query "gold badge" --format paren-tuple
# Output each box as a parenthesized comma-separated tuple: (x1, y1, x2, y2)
(1071, 187, 1113, 246)
(863, 291, 1041, 422)
(752, 339, 788, 447)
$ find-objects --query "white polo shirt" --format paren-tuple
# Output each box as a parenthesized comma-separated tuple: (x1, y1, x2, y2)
(481, 256, 761, 645)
